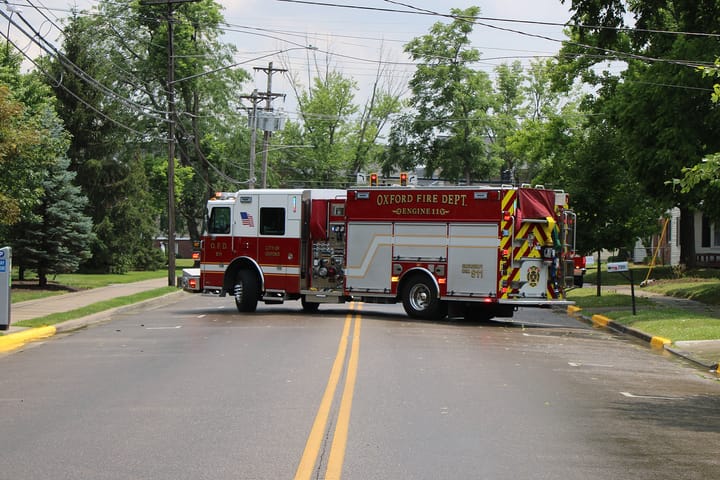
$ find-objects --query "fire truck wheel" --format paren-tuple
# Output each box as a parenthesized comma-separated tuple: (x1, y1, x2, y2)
(234, 270, 258, 313)
(401, 275, 447, 320)
(301, 296, 320, 313)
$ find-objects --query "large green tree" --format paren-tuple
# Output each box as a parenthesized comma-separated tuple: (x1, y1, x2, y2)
(389, 6, 499, 183)
(675, 60, 720, 222)
(44, 1, 251, 271)
(0, 50, 54, 230)
(490, 61, 526, 180)
(12, 153, 94, 287)
(276, 68, 403, 187)
(559, 0, 720, 266)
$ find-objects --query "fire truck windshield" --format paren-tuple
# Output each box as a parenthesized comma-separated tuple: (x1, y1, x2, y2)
(208, 207, 231, 234)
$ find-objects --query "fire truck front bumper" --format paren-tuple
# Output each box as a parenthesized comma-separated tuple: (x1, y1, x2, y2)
(181, 268, 202, 292)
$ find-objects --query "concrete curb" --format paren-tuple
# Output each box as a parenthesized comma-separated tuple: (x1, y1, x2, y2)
(565, 306, 719, 373)
(0, 326, 56, 353)
(0, 290, 186, 353)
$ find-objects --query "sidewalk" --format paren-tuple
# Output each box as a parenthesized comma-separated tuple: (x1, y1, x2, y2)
(568, 285, 720, 372)
(1, 278, 181, 352)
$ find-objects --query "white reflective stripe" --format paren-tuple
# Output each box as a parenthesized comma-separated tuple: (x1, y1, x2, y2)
(261, 266, 301, 275)
(201, 264, 226, 273)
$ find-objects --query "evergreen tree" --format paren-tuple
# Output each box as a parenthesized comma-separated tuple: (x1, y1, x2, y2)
(13, 150, 94, 287)
(90, 154, 163, 273)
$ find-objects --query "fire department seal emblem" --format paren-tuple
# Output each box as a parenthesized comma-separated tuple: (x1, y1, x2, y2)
(527, 265, 541, 287)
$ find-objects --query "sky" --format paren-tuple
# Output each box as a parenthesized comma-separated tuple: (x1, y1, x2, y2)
(3, 0, 576, 120)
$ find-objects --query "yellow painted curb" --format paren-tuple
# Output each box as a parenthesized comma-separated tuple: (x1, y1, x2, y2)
(591, 314, 610, 327)
(0, 326, 57, 353)
(567, 305, 582, 315)
(650, 336, 671, 349)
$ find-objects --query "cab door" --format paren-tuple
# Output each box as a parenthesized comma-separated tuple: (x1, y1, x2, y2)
(202, 203, 236, 289)
(256, 193, 302, 293)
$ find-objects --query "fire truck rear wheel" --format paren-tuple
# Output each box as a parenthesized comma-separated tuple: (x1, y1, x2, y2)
(234, 270, 258, 313)
(401, 275, 447, 320)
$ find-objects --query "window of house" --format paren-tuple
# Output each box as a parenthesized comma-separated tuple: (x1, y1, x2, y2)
(260, 207, 285, 236)
(702, 215, 711, 248)
(208, 207, 231, 234)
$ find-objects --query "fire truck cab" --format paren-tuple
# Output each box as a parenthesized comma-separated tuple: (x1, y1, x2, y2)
(198, 186, 575, 320)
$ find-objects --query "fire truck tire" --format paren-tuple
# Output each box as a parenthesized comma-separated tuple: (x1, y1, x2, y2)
(401, 275, 447, 320)
(234, 270, 258, 313)
(301, 296, 320, 313)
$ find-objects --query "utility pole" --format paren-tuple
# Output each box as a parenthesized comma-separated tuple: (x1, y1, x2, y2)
(254, 62, 287, 188)
(239, 90, 264, 189)
(141, 0, 198, 287)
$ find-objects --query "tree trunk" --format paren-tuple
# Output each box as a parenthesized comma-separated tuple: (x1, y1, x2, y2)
(38, 267, 48, 288)
(596, 250, 602, 297)
(679, 206, 696, 268)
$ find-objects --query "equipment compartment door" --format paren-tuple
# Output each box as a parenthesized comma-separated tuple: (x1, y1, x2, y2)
(446, 224, 499, 296)
(345, 222, 392, 293)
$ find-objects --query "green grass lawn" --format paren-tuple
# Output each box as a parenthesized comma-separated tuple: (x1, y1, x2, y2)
(567, 281, 720, 342)
(12, 287, 178, 328)
(644, 278, 720, 304)
(11, 259, 195, 303)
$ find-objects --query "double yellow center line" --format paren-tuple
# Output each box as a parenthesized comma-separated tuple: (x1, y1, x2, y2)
(294, 305, 363, 480)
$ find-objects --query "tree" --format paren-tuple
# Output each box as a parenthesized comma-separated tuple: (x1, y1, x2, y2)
(0, 85, 36, 227)
(349, 53, 404, 177)
(561, 121, 662, 257)
(276, 70, 359, 187)
(45, 1, 250, 271)
(389, 6, 499, 183)
(558, 0, 720, 267)
(0, 49, 53, 231)
(674, 61, 720, 222)
(490, 61, 526, 180)
(11, 129, 94, 286)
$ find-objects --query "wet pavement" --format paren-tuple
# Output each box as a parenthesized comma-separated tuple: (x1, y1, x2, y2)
(1, 278, 719, 372)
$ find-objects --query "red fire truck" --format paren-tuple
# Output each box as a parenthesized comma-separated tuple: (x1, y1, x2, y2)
(190, 185, 576, 320)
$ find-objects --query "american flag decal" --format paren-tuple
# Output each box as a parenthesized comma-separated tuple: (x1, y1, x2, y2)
(240, 212, 254, 227)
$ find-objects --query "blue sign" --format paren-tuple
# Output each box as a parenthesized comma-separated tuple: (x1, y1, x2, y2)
(0, 259, 5, 272)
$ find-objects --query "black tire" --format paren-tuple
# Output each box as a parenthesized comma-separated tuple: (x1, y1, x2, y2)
(301, 296, 320, 313)
(401, 274, 447, 320)
(234, 269, 258, 313)
(574, 275, 584, 288)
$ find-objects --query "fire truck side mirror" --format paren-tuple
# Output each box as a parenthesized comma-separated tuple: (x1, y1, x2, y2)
(370, 173, 378, 187)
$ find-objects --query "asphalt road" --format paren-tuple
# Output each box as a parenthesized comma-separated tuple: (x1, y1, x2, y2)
(1, 294, 719, 479)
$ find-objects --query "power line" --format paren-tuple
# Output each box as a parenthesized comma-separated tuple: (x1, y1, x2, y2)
(3, 3, 171, 120)
(0, 24, 158, 138)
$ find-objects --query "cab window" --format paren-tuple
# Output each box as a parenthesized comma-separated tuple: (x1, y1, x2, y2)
(208, 207, 231, 234)
(260, 207, 285, 235)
